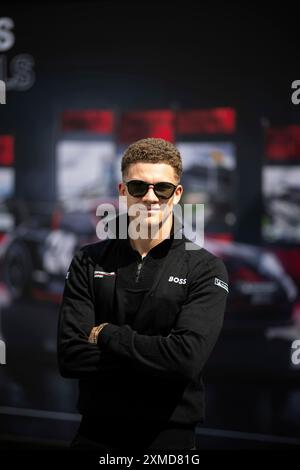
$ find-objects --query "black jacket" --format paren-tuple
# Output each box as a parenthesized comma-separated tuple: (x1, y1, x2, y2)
(57, 216, 228, 428)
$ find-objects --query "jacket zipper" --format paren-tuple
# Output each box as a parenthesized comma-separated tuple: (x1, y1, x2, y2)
(135, 260, 144, 283)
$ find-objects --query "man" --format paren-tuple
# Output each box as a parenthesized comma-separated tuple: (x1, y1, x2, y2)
(57, 138, 228, 451)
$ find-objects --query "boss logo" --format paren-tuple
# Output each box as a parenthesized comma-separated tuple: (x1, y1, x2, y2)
(168, 276, 187, 285)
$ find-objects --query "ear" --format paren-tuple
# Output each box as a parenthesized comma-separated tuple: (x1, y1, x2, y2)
(118, 182, 127, 196)
(173, 185, 183, 204)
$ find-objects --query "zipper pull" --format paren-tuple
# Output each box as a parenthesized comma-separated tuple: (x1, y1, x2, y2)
(135, 261, 143, 282)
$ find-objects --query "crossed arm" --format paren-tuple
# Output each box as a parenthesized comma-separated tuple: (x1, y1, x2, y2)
(57, 248, 228, 381)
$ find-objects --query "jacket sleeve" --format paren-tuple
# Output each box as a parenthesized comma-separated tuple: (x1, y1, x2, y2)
(57, 247, 122, 378)
(99, 256, 228, 381)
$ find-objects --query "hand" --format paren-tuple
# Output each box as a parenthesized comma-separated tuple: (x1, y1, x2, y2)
(88, 323, 109, 344)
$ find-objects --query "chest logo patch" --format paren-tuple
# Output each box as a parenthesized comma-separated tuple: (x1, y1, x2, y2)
(94, 271, 116, 278)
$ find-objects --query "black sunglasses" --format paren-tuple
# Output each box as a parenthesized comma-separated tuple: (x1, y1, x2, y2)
(125, 180, 178, 199)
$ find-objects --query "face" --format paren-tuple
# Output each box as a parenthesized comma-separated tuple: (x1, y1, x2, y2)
(119, 162, 183, 229)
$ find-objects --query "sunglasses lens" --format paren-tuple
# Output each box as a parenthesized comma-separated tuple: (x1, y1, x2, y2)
(154, 183, 176, 198)
(126, 181, 148, 197)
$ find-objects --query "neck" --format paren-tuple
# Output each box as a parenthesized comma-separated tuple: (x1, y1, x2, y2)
(128, 212, 173, 257)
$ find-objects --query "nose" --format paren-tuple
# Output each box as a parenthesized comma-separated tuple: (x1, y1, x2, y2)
(142, 185, 159, 203)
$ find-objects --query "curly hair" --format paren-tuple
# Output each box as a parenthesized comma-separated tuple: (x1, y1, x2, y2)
(121, 138, 182, 180)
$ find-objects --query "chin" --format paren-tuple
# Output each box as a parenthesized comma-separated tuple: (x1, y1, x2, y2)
(139, 214, 160, 228)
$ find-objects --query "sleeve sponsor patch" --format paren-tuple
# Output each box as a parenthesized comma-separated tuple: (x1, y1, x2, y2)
(214, 277, 229, 293)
